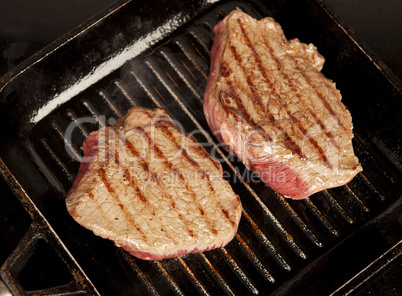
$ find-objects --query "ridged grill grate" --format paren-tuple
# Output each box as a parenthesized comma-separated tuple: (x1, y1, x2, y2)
(16, 1, 400, 295)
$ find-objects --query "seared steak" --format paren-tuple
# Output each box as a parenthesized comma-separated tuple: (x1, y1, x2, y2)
(203, 9, 362, 199)
(66, 107, 242, 260)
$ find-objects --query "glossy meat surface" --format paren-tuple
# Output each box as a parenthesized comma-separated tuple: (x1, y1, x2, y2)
(66, 107, 242, 260)
(203, 9, 362, 199)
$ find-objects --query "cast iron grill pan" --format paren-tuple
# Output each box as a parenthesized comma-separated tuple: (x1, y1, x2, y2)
(0, 0, 401, 295)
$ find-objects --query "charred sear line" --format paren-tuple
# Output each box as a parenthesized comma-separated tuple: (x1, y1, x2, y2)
(85, 188, 106, 218)
(122, 131, 150, 172)
(290, 115, 333, 169)
(221, 209, 236, 227)
(308, 109, 339, 149)
(97, 167, 147, 239)
(118, 129, 195, 240)
(243, 17, 345, 133)
(236, 18, 334, 167)
(154, 120, 222, 172)
(235, 18, 275, 122)
(228, 22, 304, 158)
(153, 123, 237, 228)
(262, 45, 333, 167)
(84, 187, 132, 236)
(133, 126, 218, 236)
(220, 62, 272, 141)
(295, 68, 347, 131)
(228, 45, 270, 120)
(258, 32, 333, 167)
(155, 121, 218, 176)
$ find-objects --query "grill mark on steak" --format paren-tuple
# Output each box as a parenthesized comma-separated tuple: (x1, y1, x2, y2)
(85, 188, 106, 220)
(124, 137, 150, 173)
(146, 125, 216, 210)
(103, 128, 177, 243)
(257, 37, 334, 168)
(255, 32, 340, 149)
(287, 114, 334, 169)
(307, 109, 339, 149)
(203, 10, 362, 198)
(111, 129, 149, 204)
(67, 107, 242, 259)
(221, 62, 273, 142)
(118, 130, 198, 239)
(97, 168, 148, 239)
(231, 23, 275, 122)
(227, 29, 305, 159)
(221, 209, 235, 227)
(295, 68, 347, 131)
(155, 119, 222, 172)
(85, 188, 124, 233)
(245, 19, 347, 132)
(236, 18, 334, 167)
(229, 44, 268, 119)
(132, 126, 220, 236)
(154, 122, 237, 229)
(114, 133, 154, 207)
(261, 40, 337, 168)
(264, 37, 347, 135)
(220, 65, 251, 122)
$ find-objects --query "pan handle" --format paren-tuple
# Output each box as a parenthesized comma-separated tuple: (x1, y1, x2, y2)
(0, 224, 82, 296)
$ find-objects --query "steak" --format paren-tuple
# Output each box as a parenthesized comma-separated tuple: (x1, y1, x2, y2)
(203, 9, 362, 199)
(66, 107, 242, 260)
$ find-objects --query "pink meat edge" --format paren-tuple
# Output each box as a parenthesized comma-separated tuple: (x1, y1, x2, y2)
(203, 14, 228, 106)
(66, 130, 100, 201)
(203, 12, 315, 200)
(120, 241, 232, 261)
(204, 88, 315, 199)
(251, 161, 314, 199)
(67, 112, 127, 201)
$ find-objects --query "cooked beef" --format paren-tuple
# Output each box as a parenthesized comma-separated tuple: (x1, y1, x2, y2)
(203, 9, 362, 199)
(66, 107, 242, 260)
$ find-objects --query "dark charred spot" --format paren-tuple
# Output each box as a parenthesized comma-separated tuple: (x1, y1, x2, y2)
(230, 44, 242, 63)
(139, 194, 147, 203)
(178, 173, 185, 181)
(222, 209, 236, 227)
(140, 161, 149, 172)
(220, 61, 232, 77)
(221, 209, 230, 219)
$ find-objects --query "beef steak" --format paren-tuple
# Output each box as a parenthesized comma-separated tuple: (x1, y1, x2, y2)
(203, 9, 362, 199)
(66, 107, 242, 260)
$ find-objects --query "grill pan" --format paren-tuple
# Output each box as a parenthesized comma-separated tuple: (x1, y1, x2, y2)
(0, 0, 401, 295)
